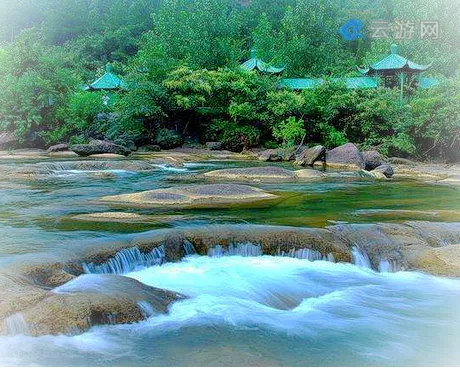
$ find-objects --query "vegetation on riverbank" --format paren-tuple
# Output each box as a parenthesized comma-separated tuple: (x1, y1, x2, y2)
(0, 0, 459, 161)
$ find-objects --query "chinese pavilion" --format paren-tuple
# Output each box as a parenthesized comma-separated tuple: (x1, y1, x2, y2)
(240, 49, 285, 74)
(278, 44, 437, 97)
(83, 64, 127, 91)
(357, 44, 435, 90)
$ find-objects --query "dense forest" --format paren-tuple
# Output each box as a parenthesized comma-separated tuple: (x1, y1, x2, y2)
(0, 0, 459, 161)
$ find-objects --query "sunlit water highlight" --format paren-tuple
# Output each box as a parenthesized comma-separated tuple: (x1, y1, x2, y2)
(1, 255, 460, 366)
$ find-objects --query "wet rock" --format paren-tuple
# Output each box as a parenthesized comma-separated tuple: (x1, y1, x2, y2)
(294, 145, 326, 166)
(362, 150, 383, 171)
(326, 143, 365, 170)
(371, 164, 394, 178)
(416, 244, 460, 277)
(70, 140, 131, 157)
(206, 142, 222, 150)
(15, 274, 184, 336)
(46, 143, 69, 154)
(100, 184, 277, 207)
(258, 148, 294, 162)
(294, 169, 325, 179)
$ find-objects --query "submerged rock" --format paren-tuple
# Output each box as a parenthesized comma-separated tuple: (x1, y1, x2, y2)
(326, 143, 365, 170)
(70, 140, 131, 157)
(295, 145, 326, 166)
(100, 184, 278, 207)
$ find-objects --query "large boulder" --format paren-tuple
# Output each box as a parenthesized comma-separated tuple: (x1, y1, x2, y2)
(295, 145, 326, 166)
(70, 140, 131, 157)
(362, 150, 383, 171)
(325, 143, 365, 170)
(46, 143, 69, 154)
(372, 164, 394, 178)
(100, 184, 277, 208)
(1, 274, 184, 336)
(0, 132, 17, 150)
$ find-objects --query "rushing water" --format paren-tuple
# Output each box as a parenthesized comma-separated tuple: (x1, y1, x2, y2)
(1, 255, 460, 366)
(1, 157, 460, 366)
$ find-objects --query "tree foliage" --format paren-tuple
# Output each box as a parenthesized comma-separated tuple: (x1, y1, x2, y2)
(0, 0, 458, 160)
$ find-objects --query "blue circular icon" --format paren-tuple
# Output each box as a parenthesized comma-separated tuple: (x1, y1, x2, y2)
(339, 19, 365, 41)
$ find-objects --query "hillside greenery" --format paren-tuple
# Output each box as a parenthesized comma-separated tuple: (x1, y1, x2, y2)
(0, 0, 459, 161)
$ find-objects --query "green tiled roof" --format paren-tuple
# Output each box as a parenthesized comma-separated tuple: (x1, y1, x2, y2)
(84, 64, 127, 91)
(241, 49, 285, 74)
(419, 77, 439, 89)
(279, 78, 323, 89)
(358, 44, 432, 75)
(279, 77, 377, 90)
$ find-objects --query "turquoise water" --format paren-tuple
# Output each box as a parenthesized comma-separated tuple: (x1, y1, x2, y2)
(1, 157, 460, 366)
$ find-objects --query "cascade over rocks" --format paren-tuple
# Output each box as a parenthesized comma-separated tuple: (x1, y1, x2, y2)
(70, 139, 131, 157)
(1, 221, 460, 336)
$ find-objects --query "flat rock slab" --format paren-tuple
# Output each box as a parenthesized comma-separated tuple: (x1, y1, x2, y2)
(100, 184, 278, 207)
(203, 166, 324, 181)
(417, 244, 460, 277)
(72, 212, 187, 223)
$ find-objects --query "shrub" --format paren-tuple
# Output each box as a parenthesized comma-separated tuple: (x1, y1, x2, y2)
(272, 116, 306, 148)
(155, 128, 183, 149)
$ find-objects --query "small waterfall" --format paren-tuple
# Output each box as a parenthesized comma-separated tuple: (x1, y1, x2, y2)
(83, 246, 165, 274)
(4, 313, 29, 336)
(183, 240, 196, 255)
(137, 301, 156, 318)
(351, 246, 372, 269)
(378, 259, 402, 273)
(278, 248, 335, 262)
(208, 243, 262, 257)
